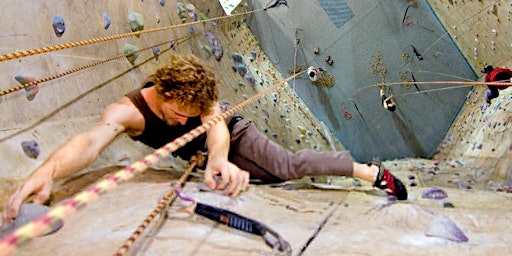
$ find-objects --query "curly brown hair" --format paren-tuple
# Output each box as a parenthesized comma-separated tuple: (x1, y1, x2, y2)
(153, 54, 219, 115)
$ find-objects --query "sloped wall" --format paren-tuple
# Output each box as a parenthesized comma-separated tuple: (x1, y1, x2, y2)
(247, 0, 477, 162)
(427, 0, 512, 185)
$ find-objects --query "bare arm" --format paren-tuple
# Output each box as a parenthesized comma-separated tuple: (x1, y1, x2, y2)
(202, 102, 249, 197)
(3, 101, 141, 223)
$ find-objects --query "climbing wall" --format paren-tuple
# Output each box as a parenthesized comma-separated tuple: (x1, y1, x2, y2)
(426, 0, 512, 185)
(0, 0, 342, 203)
(247, 0, 477, 162)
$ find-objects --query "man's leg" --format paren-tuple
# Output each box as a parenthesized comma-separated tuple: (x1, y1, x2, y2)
(229, 119, 407, 199)
(229, 120, 353, 181)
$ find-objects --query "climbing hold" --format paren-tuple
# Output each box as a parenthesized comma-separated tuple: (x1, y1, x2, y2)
(52, 16, 66, 37)
(425, 216, 468, 243)
(421, 187, 448, 200)
(244, 73, 256, 88)
(128, 11, 144, 33)
(262, 109, 270, 118)
(0, 204, 63, 238)
(251, 50, 257, 60)
(21, 140, 40, 159)
(262, 128, 268, 133)
(124, 44, 139, 65)
(169, 36, 176, 50)
(152, 46, 161, 60)
(177, 2, 188, 23)
(325, 55, 333, 66)
(15, 74, 39, 101)
(296, 126, 307, 136)
(205, 32, 223, 61)
(185, 4, 196, 17)
(159, 0, 166, 6)
(103, 12, 112, 30)
(188, 26, 195, 34)
(231, 53, 247, 76)
(314, 47, 320, 54)
(202, 45, 212, 57)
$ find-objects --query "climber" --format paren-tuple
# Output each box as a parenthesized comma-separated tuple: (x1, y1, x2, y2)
(482, 65, 512, 104)
(380, 88, 396, 112)
(4, 54, 408, 226)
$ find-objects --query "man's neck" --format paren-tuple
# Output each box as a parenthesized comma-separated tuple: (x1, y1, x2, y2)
(141, 87, 164, 119)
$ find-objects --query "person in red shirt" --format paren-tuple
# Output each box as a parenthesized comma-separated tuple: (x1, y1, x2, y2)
(482, 65, 512, 104)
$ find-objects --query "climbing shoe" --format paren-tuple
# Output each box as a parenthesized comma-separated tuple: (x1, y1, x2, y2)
(373, 164, 408, 200)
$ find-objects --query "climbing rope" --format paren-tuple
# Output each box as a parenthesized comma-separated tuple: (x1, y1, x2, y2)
(0, 70, 304, 256)
(0, 35, 193, 97)
(0, 10, 261, 63)
(115, 156, 200, 256)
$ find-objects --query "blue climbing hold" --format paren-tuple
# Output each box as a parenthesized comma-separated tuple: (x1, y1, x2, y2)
(103, 12, 112, 30)
(205, 32, 223, 61)
(244, 73, 256, 88)
(231, 53, 247, 76)
(152, 46, 161, 60)
(21, 140, 40, 159)
(52, 16, 65, 37)
(15, 74, 39, 101)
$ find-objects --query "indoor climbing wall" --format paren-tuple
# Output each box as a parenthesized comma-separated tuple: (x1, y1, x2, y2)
(426, 0, 512, 185)
(0, 0, 342, 203)
(247, 0, 477, 162)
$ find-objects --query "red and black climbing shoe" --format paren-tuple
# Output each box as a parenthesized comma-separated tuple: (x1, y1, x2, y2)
(373, 165, 408, 200)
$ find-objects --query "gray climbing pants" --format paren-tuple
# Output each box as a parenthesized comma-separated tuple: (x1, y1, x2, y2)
(229, 119, 354, 183)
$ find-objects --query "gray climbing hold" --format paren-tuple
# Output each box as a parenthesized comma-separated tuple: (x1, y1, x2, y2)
(21, 140, 40, 159)
(205, 32, 223, 61)
(0, 204, 63, 238)
(15, 74, 39, 101)
(231, 53, 247, 76)
(251, 50, 257, 60)
(128, 11, 144, 33)
(244, 73, 256, 88)
(188, 26, 195, 34)
(103, 12, 112, 30)
(262, 109, 269, 118)
(425, 216, 468, 243)
(159, 0, 166, 6)
(52, 16, 65, 37)
(124, 44, 139, 65)
(152, 46, 161, 60)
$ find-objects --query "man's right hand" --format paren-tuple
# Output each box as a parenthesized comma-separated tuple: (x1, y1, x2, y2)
(2, 172, 53, 225)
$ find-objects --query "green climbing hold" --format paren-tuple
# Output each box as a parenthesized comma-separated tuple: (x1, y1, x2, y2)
(128, 11, 144, 33)
(124, 44, 139, 65)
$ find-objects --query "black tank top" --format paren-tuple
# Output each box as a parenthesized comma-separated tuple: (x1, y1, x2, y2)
(125, 86, 206, 160)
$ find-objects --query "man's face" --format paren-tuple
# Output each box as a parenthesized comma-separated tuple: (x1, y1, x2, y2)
(160, 101, 201, 126)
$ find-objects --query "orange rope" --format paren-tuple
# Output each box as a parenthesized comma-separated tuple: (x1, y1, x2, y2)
(116, 157, 198, 256)
(0, 11, 255, 62)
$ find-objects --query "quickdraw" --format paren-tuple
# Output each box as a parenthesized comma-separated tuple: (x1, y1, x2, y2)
(174, 189, 292, 256)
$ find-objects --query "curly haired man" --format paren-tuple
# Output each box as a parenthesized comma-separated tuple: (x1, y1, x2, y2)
(3, 54, 407, 225)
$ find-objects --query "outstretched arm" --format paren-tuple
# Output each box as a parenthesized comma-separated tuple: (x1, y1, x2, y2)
(3, 101, 140, 223)
(202, 102, 249, 197)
